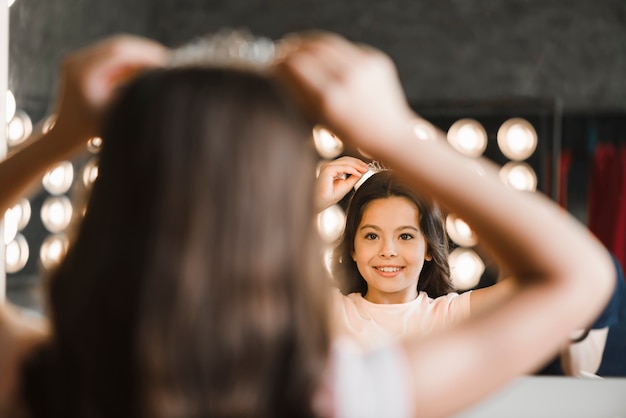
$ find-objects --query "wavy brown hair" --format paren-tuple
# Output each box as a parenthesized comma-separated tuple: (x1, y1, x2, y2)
(332, 170, 452, 298)
(23, 68, 330, 418)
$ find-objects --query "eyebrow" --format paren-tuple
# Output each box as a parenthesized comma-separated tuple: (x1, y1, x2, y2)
(359, 224, 420, 233)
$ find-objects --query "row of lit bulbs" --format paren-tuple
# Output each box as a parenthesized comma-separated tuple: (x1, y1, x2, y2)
(314, 117, 539, 291)
(4, 90, 101, 273)
(4, 92, 537, 290)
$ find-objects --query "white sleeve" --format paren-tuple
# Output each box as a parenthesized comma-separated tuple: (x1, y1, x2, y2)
(333, 341, 412, 418)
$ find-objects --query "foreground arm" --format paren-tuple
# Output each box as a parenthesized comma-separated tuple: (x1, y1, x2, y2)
(276, 33, 615, 417)
(471, 278, 609, 376)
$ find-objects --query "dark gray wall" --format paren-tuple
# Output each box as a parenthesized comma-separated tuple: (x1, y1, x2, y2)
(9, 0, 626, 122)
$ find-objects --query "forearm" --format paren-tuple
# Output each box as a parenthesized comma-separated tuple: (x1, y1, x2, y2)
(0, 124, 88, 214)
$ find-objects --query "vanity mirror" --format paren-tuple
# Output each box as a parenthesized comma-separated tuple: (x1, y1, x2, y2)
(3, 0, 626, 381)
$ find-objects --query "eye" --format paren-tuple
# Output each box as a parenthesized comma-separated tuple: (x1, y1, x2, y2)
(364, 232, 378, 240)
(399, 233, 414, 240)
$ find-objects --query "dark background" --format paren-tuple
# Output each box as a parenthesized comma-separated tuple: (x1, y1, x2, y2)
(9, 0, 626, 117)
(8, 0, 626, 214)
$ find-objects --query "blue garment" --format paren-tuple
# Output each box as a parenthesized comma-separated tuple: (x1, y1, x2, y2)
(591, 255, 625, 329)
(597, 256, 626, 376)
(538, 254, 625, 376)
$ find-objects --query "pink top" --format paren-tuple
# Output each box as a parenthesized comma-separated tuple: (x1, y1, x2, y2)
(331, 289, 472, 350)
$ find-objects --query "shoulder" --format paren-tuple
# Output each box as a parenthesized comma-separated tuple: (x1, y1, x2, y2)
(423, 291, 472, 322)
(427, 290, 471, 307)
(331, 289, 365, 307)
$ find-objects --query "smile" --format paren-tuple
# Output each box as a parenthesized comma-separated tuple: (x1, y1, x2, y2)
(375, 266, 403, 273)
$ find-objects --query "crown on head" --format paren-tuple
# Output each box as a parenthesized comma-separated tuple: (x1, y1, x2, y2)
(168, 28, 276, 70)
(354, 160, 391, 190)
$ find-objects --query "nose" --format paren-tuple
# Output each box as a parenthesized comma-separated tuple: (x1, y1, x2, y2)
(379, 239, 398, 258)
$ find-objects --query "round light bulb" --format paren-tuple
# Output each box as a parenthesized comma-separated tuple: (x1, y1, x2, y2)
(449, 248, 485, 291)
(447, 119, 488, 157)
(6, 90, 16, 122)
(497, 118, 537, 161)
(317, 204, 346, 243)
(313, 126, 344, 159)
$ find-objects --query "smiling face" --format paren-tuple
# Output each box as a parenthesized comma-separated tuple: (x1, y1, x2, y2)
(352, 196, 432, 304)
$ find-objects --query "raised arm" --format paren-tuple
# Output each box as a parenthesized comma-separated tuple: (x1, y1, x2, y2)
(0, 35, 167, 215)
(275, 33, 615, 417)
(471, 276, 610, 377)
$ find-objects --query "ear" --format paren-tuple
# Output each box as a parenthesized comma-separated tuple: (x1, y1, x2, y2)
(424, 246, 433, 261)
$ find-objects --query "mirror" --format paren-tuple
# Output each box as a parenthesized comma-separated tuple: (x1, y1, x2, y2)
(5, 0, 626, 378)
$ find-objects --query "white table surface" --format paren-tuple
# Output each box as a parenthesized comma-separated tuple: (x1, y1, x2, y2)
(454, 375, 626, 418)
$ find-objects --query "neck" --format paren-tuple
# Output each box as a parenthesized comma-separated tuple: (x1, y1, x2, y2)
(364, 290, 418, 304)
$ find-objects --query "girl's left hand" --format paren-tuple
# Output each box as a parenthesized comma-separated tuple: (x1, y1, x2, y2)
(52, 35, 168, 150)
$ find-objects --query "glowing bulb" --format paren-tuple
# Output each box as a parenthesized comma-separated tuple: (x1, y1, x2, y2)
(499, 162, 537, 192)
(4, 198, 31, 245)
(446, 214, 478, 247)
(40, 234, 69, 270)
(6, 234, 29, 273)
(42, 114, 57, 134)
(82, 158, 99, 187)
(13, 199, 31, 231)
(6, 90, 16, 122)
(41, 196, 73, 233)
(3, 209, 18, 245)
(313, 126, 344, 159)
(7, 110, 33, 146)
(87, 137, 103, 153)
(447, 119, 487, 157)
(42, 161, 74, 195)
(413, 119, 437, 141)
(317, 204, 346, 243)
(497, 118, 537, 161)
(322, 246, 334, 276)
(449, 248, 485, 291)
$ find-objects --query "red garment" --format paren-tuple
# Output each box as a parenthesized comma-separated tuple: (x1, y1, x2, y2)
(558, 148, 573, 208)
(587, 143, 626, 269)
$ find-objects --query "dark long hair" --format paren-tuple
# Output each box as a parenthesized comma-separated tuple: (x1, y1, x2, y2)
(23, 68, 329, 418)
(332, 170, 452, 298)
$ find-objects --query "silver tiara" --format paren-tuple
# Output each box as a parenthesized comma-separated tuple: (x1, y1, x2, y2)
(354, 160, 391, 190)
(168, 29, 276, 70)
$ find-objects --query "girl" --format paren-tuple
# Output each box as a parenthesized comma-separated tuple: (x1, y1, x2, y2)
(318, 156, 613, 376)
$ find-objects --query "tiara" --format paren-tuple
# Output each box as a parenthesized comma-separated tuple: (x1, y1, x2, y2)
(354, 160, 391, 190)
(167, 29, 276, 70)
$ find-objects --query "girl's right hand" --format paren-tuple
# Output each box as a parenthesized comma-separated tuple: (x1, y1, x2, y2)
(274, 32, 416, 158)
(315, 156, 369, 212)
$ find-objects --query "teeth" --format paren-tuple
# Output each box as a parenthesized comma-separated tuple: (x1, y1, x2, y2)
(378, 267, 401, 273)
